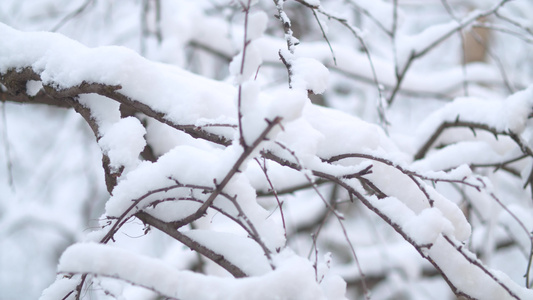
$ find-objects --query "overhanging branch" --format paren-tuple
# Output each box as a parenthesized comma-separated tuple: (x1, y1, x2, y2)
(0, 68, 233, 146)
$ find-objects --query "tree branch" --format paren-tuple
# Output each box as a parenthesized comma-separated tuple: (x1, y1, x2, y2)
(135, 211, 247, 278)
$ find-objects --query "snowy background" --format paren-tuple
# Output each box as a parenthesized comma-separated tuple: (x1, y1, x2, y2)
(1, 0, 533, 299)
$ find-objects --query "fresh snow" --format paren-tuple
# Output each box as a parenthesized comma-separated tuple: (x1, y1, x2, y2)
(98, 117, 146, 173)
(55, 243, 346, 300)
(3, 1, 533, 300)
(0, 23, 238, 129)
(291, 57, 330, 94)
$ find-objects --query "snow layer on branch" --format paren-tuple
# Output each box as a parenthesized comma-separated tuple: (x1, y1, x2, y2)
(428, 235, 533, 300)
(56, 243, 345, 300)
(39, 277, 80, 300)
(368, 193, 469, 246)
(0, 23, 237, 126)
(304, 104, 400, 158)
(183, 230, 271, 276)
(98, 117, 146, 173)
(359, 0, 397, 30)
(291, 57, 329, 94)
(103, 146, 224, 219)
(417, 85, 533, 150)
(248, 11, 268, 41)
(77, 94, 121, 135)
(412, 141, 505, 171)
(355, 153, 471, 242)
(403, 208, 454, 245)
(245, 156, 311, 193)
(99, 142, 285, 251)
(285, 39, 500, 96)
(229, 41, 263, 83)
(239, 81, 307, 145)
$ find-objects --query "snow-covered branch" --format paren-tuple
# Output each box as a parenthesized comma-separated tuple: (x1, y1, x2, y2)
(3, 1, 533, 300)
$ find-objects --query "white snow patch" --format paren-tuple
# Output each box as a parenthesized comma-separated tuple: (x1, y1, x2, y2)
(403, 208, 454, 245)
(247, 11, 268, 41)
(77, 93, 121, 135)
(230, 41, 262, 83)
(98, 117, 146, 173)
(57, 243, 344, 300)
(183, 230, 272, 276)
(267, 88, 308, 123)
(412, 141, 504, 171)
(428, 235, 533, 299)
(0, 23, 238, 128)
(291, 57, 329, 94)
(25, 80, 42, 96)
(418, 86, 533, 146)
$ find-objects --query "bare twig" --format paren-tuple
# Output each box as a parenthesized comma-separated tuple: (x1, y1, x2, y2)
(317, 8, 388, 126)
(311, 9, 336, 66)
(264, 143, 371, 299)
(255, 157, 287, 240)
(440, 0, 469, 96)
(0, 103, 15, 192)
(237, 0, 252, 148)
(387, 0, 512, 105)
(51, 0, 94, 32)
(489, 192, 533, 287)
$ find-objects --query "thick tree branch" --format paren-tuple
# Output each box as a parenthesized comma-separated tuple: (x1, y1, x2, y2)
(0, 68, 233, 146)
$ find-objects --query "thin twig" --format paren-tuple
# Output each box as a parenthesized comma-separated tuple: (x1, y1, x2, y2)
(237, 0, 252, 148)
(267, 142, 371, 299)
(171, 116, 282, 229)
(440, 0, 469, 96)
(311, 9, 336, 66)
(0, 102, 15, 193)
(255, 157, 287, 240)
(317, 8, 388, 126)
(51, 0, 94, 32)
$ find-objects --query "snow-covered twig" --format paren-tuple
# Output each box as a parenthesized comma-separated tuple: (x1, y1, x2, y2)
(135, 211, 248, 278)
(388, 0, 512, 104)
(273, 0, 299, 54)
(0, 67, 233, 147)
(415, 119, 516, 160)
(171, 116, 281, 229)
(269, 142, 371, 299)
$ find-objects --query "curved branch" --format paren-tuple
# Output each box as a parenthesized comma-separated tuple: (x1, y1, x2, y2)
(262, 149, 522, 299)
(0, 68, 233, 146)
(415, 120, 509, 160)
(135, 211, 247, 278)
